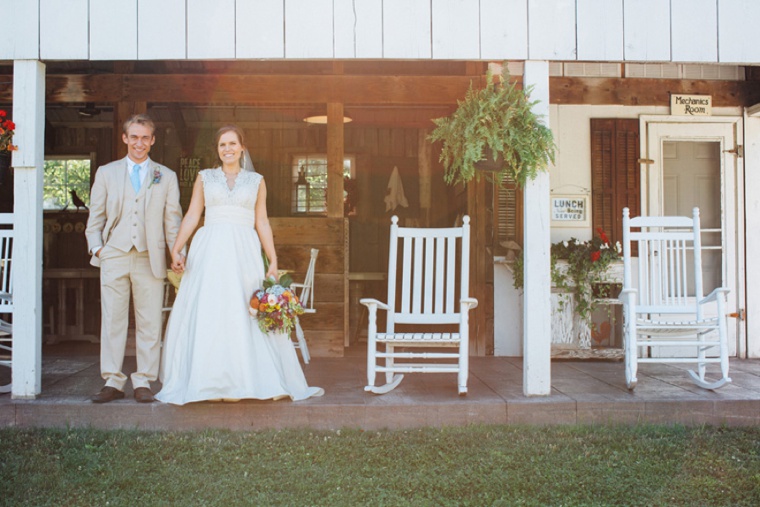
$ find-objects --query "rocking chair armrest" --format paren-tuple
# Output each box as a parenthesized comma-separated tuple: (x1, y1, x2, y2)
(700, 287, 730, 304)
(0, 292, 10, 304)
(289, 282, 306, 289)
(359, 298, 389, 312)
(619, 288, 637, 304)
(460, 297, 479, 311)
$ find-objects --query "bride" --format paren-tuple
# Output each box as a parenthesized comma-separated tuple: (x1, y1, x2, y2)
(156, 125, 324, 405)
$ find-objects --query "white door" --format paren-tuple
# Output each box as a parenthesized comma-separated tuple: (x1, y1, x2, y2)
(644, 117, 743, 357)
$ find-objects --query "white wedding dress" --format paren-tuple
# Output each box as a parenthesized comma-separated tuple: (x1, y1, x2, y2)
(156, 168, 324, 405)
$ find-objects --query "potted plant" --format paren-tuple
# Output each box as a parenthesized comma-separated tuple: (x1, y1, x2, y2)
(512, 228, 623, 348)
(428, 65, 555, 187)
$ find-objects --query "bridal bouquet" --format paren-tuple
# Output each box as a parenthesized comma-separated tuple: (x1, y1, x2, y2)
(249, 274, 304, 335)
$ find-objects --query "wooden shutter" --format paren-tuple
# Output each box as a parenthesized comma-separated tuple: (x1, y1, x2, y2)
(493, 172, 523, 251)
(591, 119, 640, 245)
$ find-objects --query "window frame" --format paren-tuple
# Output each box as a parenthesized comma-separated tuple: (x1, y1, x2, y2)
(291, 153, 355, 216)
(43, 154, 94, 212)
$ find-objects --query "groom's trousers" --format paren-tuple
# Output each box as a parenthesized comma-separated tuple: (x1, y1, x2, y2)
(98, 246, 164, 390)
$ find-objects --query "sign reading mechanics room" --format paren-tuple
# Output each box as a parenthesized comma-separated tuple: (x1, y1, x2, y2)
(670, 94, 712, 116)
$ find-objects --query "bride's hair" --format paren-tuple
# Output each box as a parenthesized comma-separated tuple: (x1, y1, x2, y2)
(214, 124, 247, 169)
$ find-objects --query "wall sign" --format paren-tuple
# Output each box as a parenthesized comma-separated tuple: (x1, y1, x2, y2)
(670, 94, 712, 116)
(551, 195, 588, 227)
(179, 157, 202, 210)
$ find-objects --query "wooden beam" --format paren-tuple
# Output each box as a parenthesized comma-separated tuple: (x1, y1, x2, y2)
(550, 77, 760, 107)
(1, 74, 486, 105)
(3, 72, 757, 108)
(326, 102, 344, 219)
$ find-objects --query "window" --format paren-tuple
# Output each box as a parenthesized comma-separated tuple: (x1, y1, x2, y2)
(291, 154, 354, 215)
(43, 157, 91, 211)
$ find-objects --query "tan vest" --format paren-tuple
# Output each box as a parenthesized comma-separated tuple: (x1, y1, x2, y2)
(108, 169, 149, 253)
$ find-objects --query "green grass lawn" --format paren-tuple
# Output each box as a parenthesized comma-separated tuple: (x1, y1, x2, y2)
(1, 425, 758, 506)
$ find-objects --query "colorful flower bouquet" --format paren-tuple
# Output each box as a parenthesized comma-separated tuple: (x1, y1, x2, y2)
(249, 274, 304, 335)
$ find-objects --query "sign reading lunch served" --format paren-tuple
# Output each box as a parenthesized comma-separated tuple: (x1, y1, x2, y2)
(671, 94, 712, 116)
(552, 197, 586, 221)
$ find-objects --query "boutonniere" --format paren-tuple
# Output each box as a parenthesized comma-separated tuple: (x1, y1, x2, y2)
(149, 168, 162, 187)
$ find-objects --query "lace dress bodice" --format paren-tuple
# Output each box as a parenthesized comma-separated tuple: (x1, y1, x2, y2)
(200, 168, 262, 226)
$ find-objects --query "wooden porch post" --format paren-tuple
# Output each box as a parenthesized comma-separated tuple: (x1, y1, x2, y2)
(11, 60, 46, 399)
(326, 102, 345, 219)
(418, 129, 432, 227)
(326, 102, 349, 347)
(522, 61, 552, 396)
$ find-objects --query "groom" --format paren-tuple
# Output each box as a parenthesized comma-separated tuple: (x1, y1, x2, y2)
(85, 114, 183, 403)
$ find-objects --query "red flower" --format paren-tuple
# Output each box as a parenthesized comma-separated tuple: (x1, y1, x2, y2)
(590, 251, 601, 262)
(0, 110, 6, 117)
(596, 227, 610, 245)
(2, 120, 15, 131)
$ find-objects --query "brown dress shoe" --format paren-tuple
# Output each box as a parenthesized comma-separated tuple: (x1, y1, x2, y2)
(92, 386, 125, 403)
(134, 387, 155, 403)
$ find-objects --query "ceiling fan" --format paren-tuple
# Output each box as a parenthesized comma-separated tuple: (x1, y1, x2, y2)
(78, 103, 101, 118)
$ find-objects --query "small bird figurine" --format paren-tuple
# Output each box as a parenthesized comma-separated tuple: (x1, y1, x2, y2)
(70, 189, 89, 211)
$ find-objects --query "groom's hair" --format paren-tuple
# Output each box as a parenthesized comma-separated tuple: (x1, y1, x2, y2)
(122, 114, 156, 136)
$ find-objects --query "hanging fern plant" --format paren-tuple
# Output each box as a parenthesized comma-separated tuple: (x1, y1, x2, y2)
(429, 66, 555, 188)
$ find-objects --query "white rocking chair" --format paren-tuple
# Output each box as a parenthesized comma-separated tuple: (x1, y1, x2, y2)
(0, 214, 13, 394)
(290, 248, 318, 364)
(621, 207, 731, 390)
(361, 216, 478, 395)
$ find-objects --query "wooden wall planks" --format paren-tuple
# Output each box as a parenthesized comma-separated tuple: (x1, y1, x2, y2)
(4, 0, 760, 63)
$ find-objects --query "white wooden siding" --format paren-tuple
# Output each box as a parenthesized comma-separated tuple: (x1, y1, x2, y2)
(432, 0, 480, 60)
(334, 0, 383, 58)
(623, 0, 671, 61)
(40, 0, 89, 60)
(671, 0, 717, 63)
(480, 0, 528, 60)
(285, 0, 334, 58)
(383, 0, 432, 59)
(5, 1, 760, 65)
(577, 0, 623, 61)
(188, 0, 235, 59)
(527, 0, 577, 60)
(237, 0, 285, 58)
(0, 0, 39, 60)
(138, 0, 186, 60)
(90, 0, 138, 61)
(718, 0, 760, 63)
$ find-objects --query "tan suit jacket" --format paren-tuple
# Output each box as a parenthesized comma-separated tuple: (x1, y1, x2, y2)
(85, 157, 182, 279)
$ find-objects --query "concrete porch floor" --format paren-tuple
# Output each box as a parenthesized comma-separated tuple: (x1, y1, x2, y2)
(1, 342, 759, 431)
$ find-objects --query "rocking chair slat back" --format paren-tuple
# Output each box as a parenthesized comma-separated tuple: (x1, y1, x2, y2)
(0, 213, 12, 314)
(392, 223, 468, 325)
(627, 220, 700, 314)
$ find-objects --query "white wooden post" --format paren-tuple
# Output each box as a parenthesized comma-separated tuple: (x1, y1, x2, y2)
(744, 106, 760, 359)
(522, 60, 552, 396)
(11, 60, 45, 399)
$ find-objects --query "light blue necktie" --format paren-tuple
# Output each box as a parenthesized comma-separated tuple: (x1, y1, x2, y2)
(130, 163, 142, 193)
